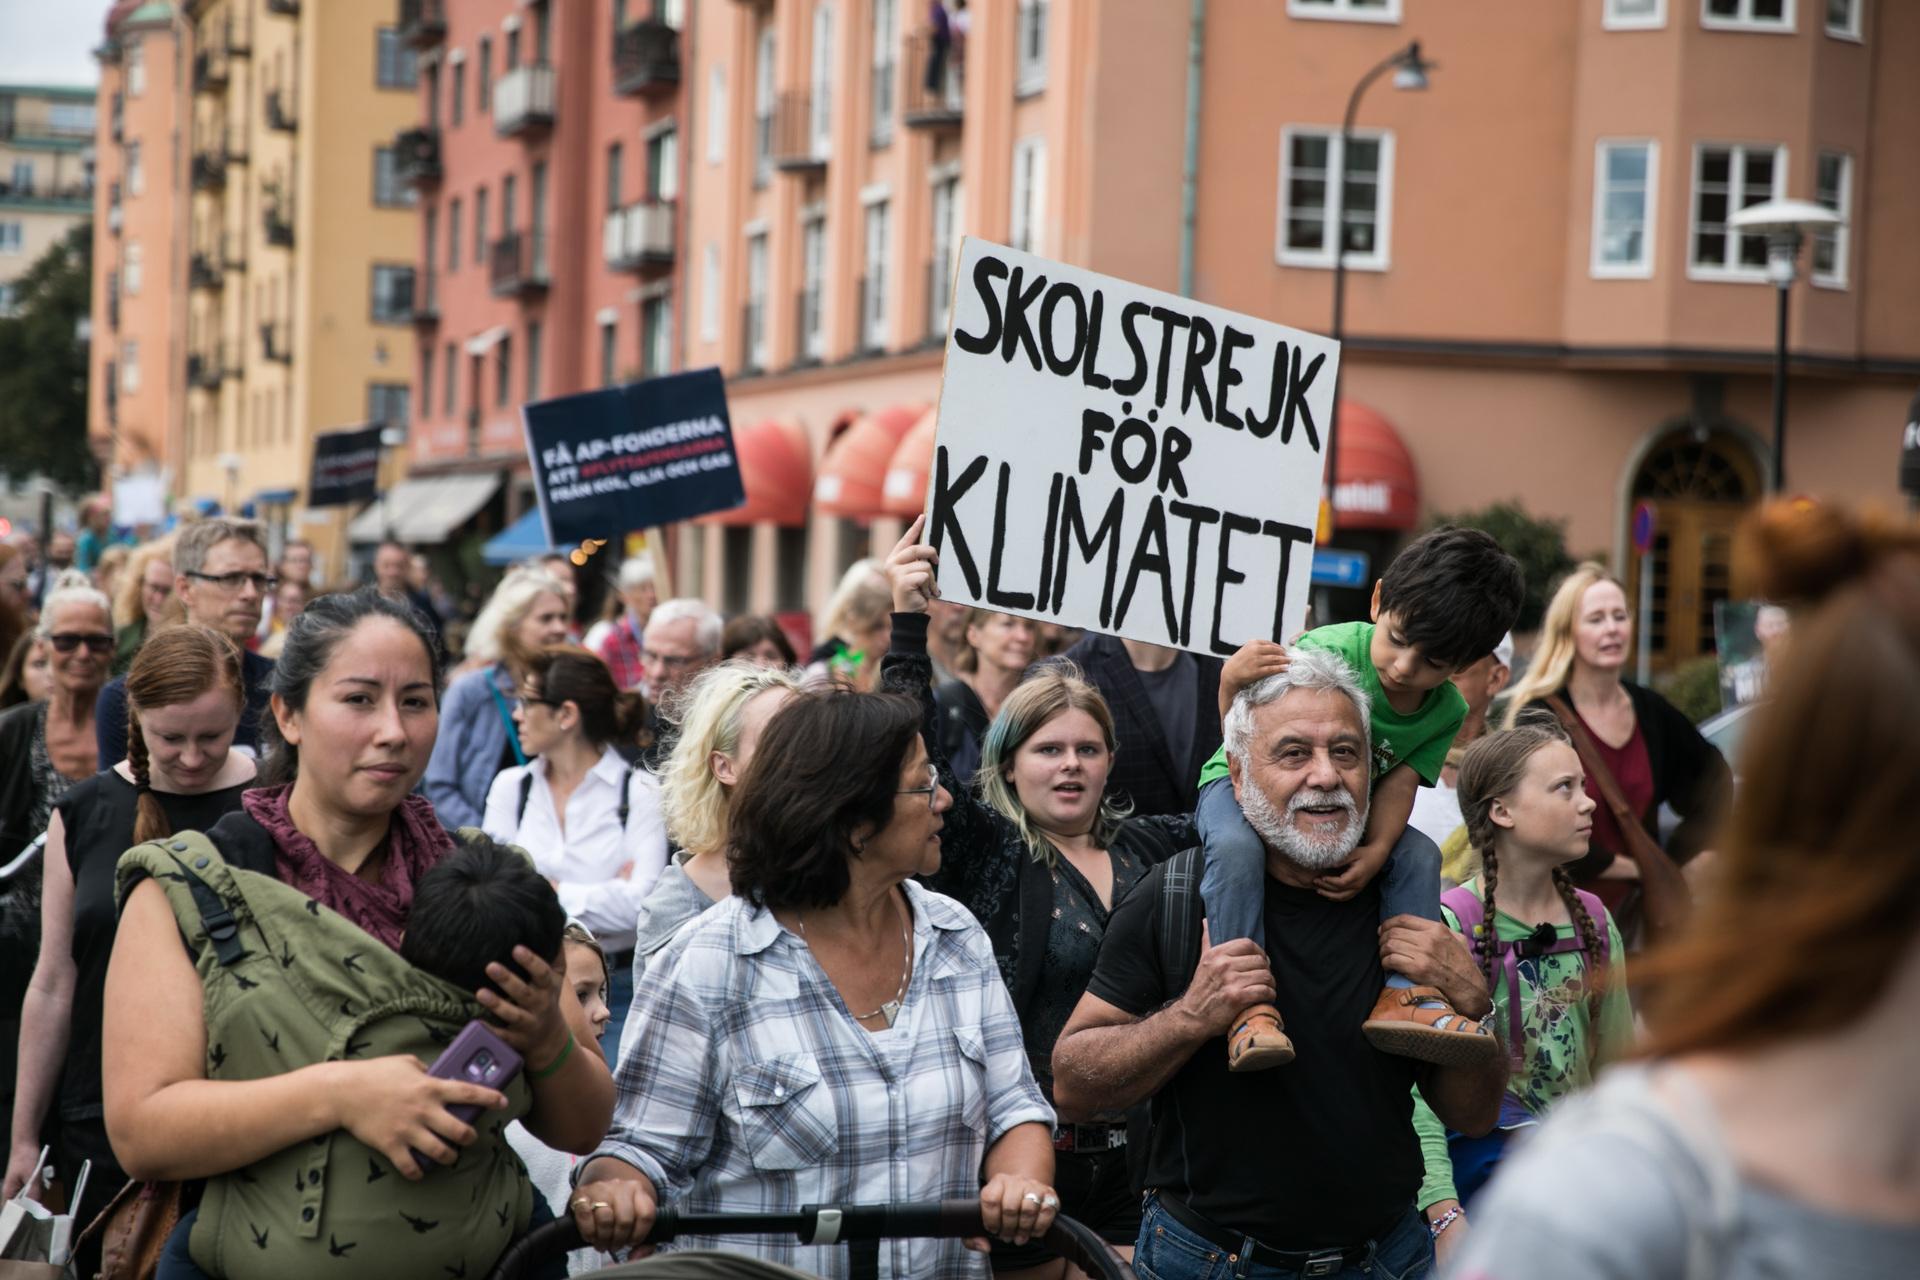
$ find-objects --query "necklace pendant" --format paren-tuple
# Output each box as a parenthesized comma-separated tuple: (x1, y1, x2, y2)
(879, 999, 902, 1027)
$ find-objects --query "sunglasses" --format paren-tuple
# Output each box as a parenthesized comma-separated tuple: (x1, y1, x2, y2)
(48, 633, 114, 655)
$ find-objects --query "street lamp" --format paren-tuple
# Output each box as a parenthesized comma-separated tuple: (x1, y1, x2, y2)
(1325, 40, 1434, 544)
(1727, 198, 1842, 494)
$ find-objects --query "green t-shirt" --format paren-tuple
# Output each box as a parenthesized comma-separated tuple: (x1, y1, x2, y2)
(1199, 621, 1468, 788)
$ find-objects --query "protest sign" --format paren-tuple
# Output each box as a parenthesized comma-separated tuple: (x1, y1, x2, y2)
(522, 368, 744, 547)
(926, 238, 1339, 655)
(306, 425, 386, 508)
(1714, 599, 1789, 709)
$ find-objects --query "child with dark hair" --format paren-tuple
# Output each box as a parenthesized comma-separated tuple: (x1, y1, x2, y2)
(1202, 526, 1527, 1072)
(401, 834, 569, 995)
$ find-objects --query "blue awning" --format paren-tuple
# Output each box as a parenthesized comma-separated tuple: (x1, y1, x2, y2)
(255, 488, 298, 505)
(192, 497, 221, 515)
(481, 508, 556, 566)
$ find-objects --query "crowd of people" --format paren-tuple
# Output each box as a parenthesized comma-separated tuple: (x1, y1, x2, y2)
(0, 494, 1915, 1280)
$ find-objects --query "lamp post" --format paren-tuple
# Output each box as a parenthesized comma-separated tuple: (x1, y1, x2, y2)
(1726, 198, 1842, 494)
(1325, 40, 1433, 550)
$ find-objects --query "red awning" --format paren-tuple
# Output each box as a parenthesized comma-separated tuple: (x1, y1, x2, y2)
(700, 417, 814, 527)
(814, 403, 928, 519)
(880, 407, 938, 518)
(1333, 402, 1420, 531)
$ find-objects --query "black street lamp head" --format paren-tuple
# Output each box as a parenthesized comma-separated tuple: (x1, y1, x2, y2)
(1393, 41, 1435, 91)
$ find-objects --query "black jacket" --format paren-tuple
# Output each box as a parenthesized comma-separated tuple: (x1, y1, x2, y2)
(1041, 633, 1223, 819)
(0, 701, 48, 861)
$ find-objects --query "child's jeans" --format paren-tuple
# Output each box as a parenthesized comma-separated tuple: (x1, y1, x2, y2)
(1196, 775, 1442, 969)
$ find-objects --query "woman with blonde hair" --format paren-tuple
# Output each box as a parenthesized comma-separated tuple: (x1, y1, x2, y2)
(109, 535, 178, 676)
(424, 567, 572, 829)
(803, 557, 893, 691)
(1502, 562, 1727, 903)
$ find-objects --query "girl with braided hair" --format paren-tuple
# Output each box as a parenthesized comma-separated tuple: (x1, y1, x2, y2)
(5, 626, 253, 1271)
(1408, 714, 1631, 1265)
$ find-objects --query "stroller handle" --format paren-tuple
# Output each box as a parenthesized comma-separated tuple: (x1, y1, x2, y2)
(485, 1202, 1135, 1280)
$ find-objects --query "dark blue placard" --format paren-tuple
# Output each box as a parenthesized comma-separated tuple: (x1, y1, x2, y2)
(522, 367, 745, 546)
(307, 424, 386, 508)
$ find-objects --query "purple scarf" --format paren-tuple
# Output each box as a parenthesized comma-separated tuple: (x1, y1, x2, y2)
(242, 783, 455, 949)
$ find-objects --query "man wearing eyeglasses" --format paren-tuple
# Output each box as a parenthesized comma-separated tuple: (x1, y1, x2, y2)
(94, 519, 278, 766)
(635, 598, 722, 768)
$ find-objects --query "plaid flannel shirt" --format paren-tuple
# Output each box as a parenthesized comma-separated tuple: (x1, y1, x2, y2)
(592, 880, 1055, 1279)
(597, 614, 646, 691)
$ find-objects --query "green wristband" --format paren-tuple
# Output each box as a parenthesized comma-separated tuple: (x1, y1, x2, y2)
(530, 1031, 576, 1081)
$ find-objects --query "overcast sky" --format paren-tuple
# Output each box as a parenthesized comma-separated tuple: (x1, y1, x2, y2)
(1, 1, 117, 90)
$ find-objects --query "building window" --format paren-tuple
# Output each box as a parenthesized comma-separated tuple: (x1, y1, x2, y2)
(700, 242, 719, 342)
(506, 28, 521, 71)
(0, 222, 21, 255)
(474, 188, 489, 264)
(706, 66, 726, 165)
(371, 264, 415, 323)
(448, 197, 463, 270)
(1009, 136, 1046, 254)
(862, 198, 890, 350)
(1812, 150, 1851, 287)
(809, 4, 835, 161)
(47, 104, 95, 134)
(754, 27, 776, 188)
(526, 320, 543, 401)
(477, 37, 494, 111)
(870, 0, 897, 145)
(127, 141, 144, 196)
(11, 160, 32, 190)
(368, 382, 411, 426)
(121, 341, 139, 392)
(451, 60, 466, 126)
(376, 28, 419, 89)
(646, 125, 678, 201)
(1701, 0, 1794, 31)
(1276, 126, 1393, 271)
(421, 344, 434, 418)
(641, 294, 671, 377)
(1015, 0, 1049, 93)
(426, 63, 442, 127)
(373, 147, 416, 207)
(501, 173, 517, 234)
(607, 142, 624, 213)
(1591, 140, 1658, 278)
(1824, 0, 1861, 38)
(496, 334, 513, 406)
(599, 320, 618, 387)
(1287, 0, 1401, 21)
(746, 231, 769, 370)
(800, 214, 826, 361)
(443, 341, 457, 413)
(1604, 0, 1667, 27)
(124, 242, 142, 292)
(929, 172, 960, 334)
(1688, 142, 1786, 279)
(128, 41, 146, 96)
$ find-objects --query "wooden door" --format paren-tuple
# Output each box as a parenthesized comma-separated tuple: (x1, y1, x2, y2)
(1626, 429, 1760, 672)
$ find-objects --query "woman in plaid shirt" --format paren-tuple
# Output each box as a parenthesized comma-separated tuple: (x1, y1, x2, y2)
(572, 691, 1061, 1277)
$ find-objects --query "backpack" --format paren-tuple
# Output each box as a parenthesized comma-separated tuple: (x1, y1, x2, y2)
(1441, 883, 1612, 1071)
(516, 759, 639, 830)
(1153, 846, 1207, 997)
(115, 831, 536, 1280)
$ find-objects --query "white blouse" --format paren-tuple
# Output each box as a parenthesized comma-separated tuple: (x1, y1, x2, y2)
(482, 746, 668, 952)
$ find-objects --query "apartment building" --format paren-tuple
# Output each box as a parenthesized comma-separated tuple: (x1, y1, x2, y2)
(90, 4, 186, 480)
(1, 84, 95, 313)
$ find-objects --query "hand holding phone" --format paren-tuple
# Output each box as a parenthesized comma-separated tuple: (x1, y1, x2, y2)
(409, 1021, 523, 1171)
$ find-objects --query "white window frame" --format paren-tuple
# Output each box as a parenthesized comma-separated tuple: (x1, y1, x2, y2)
(1686, 141, 1788, 282)
(1823, 0, 1862, 39)
(1015, 0, 1049, 95)
(124, 242, 143, 293)
(1009, 135, 1047, 256)
(1700, 0, 1796, 33)
(929, 169, 960, 330)
(801, 213, 827, 361)
(1590, 139, 1660, 279)
(127, 40, 147, 96)
(809, 4, 834, 162)
(862, 192, 890, 351)
(121, 340, 140, 392)
(706, 66, 726, 165)
(1275, 125, 1394, 272)
(1603, 0, 1667, 29)
(646, 120, 679, 202)
(870, 0, 897, 146)
(746, 231, 770, 370)
(1811, 148, 1851, 289)
(0, 222, 20, 255)
(754, 27, 776, 185)
(127, 141, 144, 196)
(641, 290, 673, 377)
(699, 242, 720, 342)
(1286, 0, 1402, 24)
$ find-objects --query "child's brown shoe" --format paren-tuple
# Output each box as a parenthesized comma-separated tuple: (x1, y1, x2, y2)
(1227, 1003, 1295, 1072)
(1362, 985, 1498, 1066)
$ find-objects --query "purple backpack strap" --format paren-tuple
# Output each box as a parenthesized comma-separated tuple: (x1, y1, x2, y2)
(1573, 889, 1613, 972)
(1442, 885, 1525, 1069)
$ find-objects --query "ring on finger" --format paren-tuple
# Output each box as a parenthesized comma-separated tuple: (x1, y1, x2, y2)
(1023, 1192, 1042, 1206)
(1041, 1194, 1060, 1209)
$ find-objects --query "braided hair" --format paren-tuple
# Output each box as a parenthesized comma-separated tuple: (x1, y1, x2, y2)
(125, 626, 247, 844)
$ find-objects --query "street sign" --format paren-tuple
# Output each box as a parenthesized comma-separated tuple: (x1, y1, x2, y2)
(1310, 547, 1371, 589)
(1900, 387, 1920, 498)
(1631, 501, 1657, 555)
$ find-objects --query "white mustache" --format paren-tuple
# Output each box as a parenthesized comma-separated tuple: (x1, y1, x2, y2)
(1287, 786, 1358, 820)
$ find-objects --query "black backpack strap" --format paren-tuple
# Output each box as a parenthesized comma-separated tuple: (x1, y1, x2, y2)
(164, 850, 248, 967)
(617, 761, 637, 831)
(516, 771, 534, 826)
(1157, 847, 1205, 997)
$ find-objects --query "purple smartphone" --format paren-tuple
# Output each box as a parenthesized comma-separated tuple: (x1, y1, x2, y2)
(409, 1020, 522, 1171)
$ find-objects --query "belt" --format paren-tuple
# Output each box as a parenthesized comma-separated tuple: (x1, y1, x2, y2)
(1153, 1193, 1369, 1277)
(1051, 1121, 1127, 1154)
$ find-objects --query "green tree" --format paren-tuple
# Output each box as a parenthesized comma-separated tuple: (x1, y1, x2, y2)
(0, 222, 98, 494)
(1424, 500, 1576, 633)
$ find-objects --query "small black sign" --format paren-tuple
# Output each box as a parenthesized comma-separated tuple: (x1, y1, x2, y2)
(307, 425, 385, 508)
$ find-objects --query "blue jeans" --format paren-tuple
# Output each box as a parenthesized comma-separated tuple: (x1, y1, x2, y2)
(157, 1208, 214, 1280)
(1134, 1193, 1432, 1280)
(604, 950, 635, 1068)
(1196, 776, 1441, 960)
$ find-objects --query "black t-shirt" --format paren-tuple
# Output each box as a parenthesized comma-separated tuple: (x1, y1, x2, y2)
(1086, 857, 1423, 1248)
(1134, 654, 1197, 784)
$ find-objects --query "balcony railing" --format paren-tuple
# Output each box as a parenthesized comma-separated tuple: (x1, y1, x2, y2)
(190, 150, 227, 191)
(266, 0, 299, 16)
(260, 321, 292, 363)
(602, 200, 675, 271)
(771, 90, 828, 172)
(187, 351, 224, 390)
(614, 21, 680, 97)
(263, 204, 294, 248)
(193, 50, 230, 93)
(494, 65, 556, 138)
(266, 88, 297, 133)
(792, 287, 824, 367)
(398, 0, 446, 48)
(107, 291, 120, 331)
(489, 230, 550, 296)
(411, 270, 439, 325)
(741, 300, 766, 374)
(189, 251, 223, 292)
(902, 33, 963, 129)
(394, 125, 441, 186)
(226, 16, 252, 57)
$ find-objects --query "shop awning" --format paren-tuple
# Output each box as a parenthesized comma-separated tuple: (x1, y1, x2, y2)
(481, 507, 557, 565)
(464, 326, 510, 356)
(1333, 402, 1420, 531)
(699, 417, 814, 527)
(345, 471, 502, 544)
(880, 406, 938, 519)
(814, 403, 927, 519)
(254, 488, 298, 506)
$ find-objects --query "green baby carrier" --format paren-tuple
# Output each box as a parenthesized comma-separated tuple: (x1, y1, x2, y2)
(116, 831, 536, 1280)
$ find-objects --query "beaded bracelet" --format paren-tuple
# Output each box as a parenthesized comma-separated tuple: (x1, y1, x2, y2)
(530, 1031, 576, 1081)
(1427, 1206, 1463, 1239)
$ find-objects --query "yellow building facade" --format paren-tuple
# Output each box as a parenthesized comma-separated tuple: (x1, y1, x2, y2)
(0, 85, 95, 314)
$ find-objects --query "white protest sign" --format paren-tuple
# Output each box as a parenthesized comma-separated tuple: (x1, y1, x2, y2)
(927, 238, 1338, 655)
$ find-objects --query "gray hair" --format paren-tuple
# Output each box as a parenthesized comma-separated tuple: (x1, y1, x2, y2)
(617, 556, 657, 590)
(467, 567, 571, 665)
(37, 570, 112, 635)
(645, 598, 723, 655)
(172, 518, 266, 576)
(1221, 646, 1372, 765)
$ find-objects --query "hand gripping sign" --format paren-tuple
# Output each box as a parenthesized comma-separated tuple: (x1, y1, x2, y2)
(926, 238, 1339, 656)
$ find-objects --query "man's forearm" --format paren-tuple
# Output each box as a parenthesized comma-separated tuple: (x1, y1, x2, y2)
(1051, 1004, 1209, 1121)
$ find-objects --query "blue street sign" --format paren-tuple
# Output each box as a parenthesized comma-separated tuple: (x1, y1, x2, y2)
(1311, 547, 1371, 589)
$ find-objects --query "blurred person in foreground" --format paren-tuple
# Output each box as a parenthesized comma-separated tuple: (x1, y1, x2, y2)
(595, 556, 660, 689)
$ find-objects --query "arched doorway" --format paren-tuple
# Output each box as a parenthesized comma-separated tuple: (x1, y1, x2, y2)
(1625, 426, 1762, 671)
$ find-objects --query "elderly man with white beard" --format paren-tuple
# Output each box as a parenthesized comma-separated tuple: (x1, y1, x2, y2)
(1051, 647, 1504, 1280)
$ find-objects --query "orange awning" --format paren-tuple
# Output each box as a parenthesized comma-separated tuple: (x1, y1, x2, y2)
(814, 403, 927, 519)
(880, 407, 938, 519)
(699, 417, 814, 527)
(1333, 402, 1420, 531)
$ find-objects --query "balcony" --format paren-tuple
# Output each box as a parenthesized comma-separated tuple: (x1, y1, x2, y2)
(902, 33, 963, 130)
(793, 287, 823, 367)
(226, 17, 252, 57)
(266, 88, 297, 133)
(263, 203, 294, 248)
(187, 351, 224, 390)
(489, 230, 550, 297)
(266, 0, 299, 15)
(193, 50, 230, 94)
(494, 65, 556, 138)
(393, 126, 441, 187)
(398, 0, 446, 49)
(614, 21, 680, 98)
(189, 251, 224, 292)
(740, 300, 766, 374)
(602, 200, 674, 271)
(771, 90, 828, 173)
(260, 321, 292, 363)
(190, 149, 227, 191)
(411, 270, 439, 326)
(107, 290, 120, 331)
